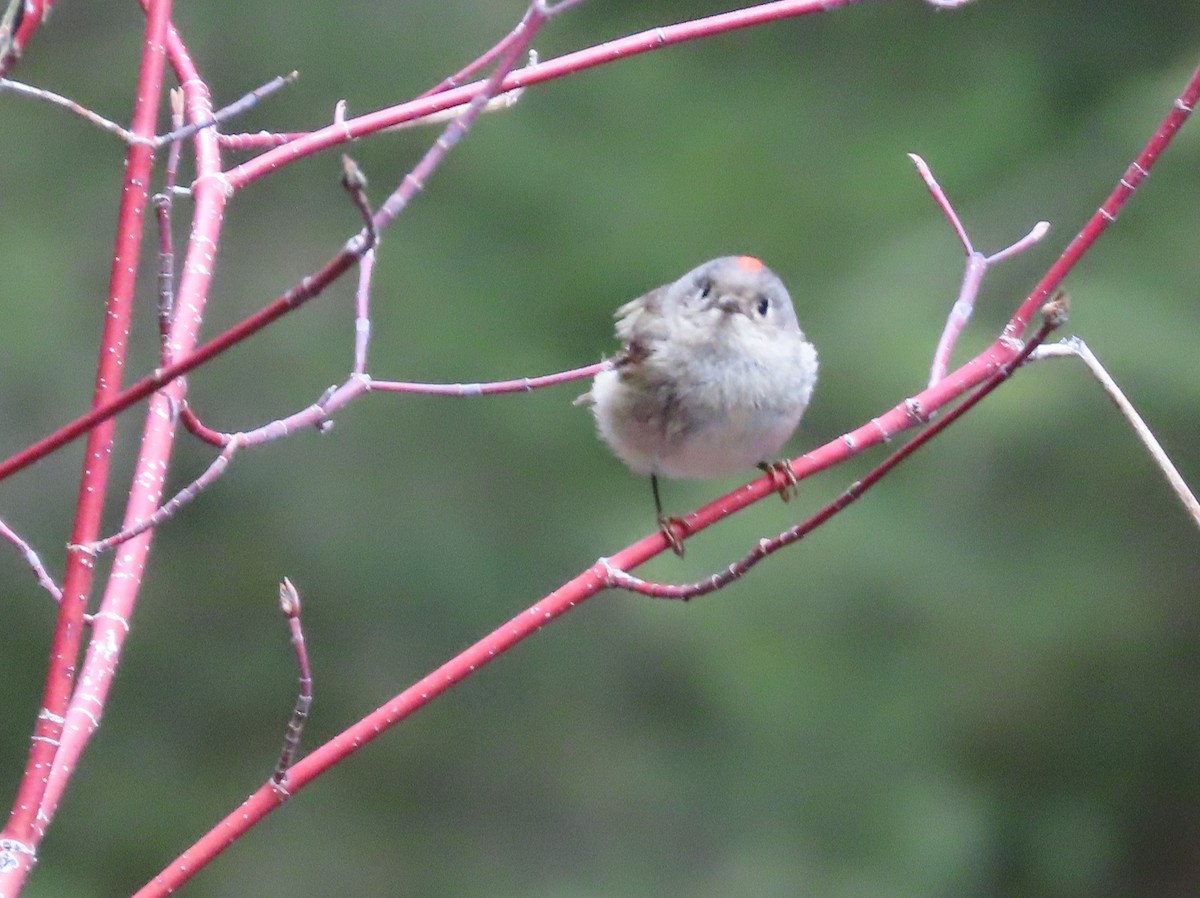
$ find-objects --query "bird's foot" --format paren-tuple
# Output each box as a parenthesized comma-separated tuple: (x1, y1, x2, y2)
(656, 513, 688, 557)
(758, 460, 799, 502)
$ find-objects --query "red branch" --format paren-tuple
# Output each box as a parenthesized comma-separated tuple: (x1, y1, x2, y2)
(133, 58, 1200, 897)
(1, 0, 1196, 893)
(0, 0, 873, 484)
(0, 0, 54, 76)
(1005, 64, 1200, 337)
(0, 4, 228, 893)
(1, 0, 172, 858)
(222, 0, 866, 191)
(603, 298, 1068, 599)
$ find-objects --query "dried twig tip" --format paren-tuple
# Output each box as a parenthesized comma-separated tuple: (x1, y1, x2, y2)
(279, 577, 301, 616)
(341, 155, 367, 192)
(1041, 289, 1070, 328)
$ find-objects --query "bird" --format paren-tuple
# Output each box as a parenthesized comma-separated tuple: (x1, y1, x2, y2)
(578, 255, 818, 556)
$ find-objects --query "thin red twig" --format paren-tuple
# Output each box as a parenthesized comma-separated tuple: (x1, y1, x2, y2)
(273, 578, 313, 785)
(74, 3, 601, 557)
(0, 1, 1193, 888)
(1, 0, 173, 857)
(154, 71, 298, 147)
(83, 359, 606, 553)
(1004, 63, 1200, 338)
(416, 14, 536, 99)
(603, 296, 1068, 599)
(0, 0, 54, 77)
(0, 0, 875, 486)
(0, 7, 227, 890)
(913, 153, 1051, 386)
(222, 0, 868, 192)
(130, 54, 1200, 893)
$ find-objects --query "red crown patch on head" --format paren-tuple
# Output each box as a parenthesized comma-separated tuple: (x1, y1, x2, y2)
(736, 256, 764, 272)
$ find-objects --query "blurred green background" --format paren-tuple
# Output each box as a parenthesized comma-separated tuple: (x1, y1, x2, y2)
(2, 1, 1199, 896)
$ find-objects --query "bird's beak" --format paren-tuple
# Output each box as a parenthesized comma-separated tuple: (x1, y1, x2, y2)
(714, 296, 742, 315)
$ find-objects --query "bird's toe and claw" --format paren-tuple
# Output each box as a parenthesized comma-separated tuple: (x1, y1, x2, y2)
(650, 473, 688, 557)
(656, 514, 688, 558)
(758, 460, 799, 502)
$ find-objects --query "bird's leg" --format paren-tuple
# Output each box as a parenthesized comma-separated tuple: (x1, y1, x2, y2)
(758, 460, 799, 502)
(651, 473, 687, 557)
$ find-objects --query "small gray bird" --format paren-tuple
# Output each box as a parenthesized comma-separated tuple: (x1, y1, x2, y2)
(578, 256, 818, 556)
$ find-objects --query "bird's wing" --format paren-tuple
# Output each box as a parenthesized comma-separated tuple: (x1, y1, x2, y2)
(613, 285, 670, 367)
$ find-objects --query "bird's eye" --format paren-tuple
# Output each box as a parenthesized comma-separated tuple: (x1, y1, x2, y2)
(697, 277, 713, 300)
(756, 294, 770, 316)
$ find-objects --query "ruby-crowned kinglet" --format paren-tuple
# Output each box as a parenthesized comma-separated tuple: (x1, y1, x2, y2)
(578, 255, 819, 556)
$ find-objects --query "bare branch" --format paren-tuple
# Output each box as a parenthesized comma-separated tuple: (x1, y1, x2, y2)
(602, 295, 1069, 600)
(154, 71, 299, 147)
(911, 153, 1051, 387)
(372, 361, 609, 395)
(76, 436, 243, 554)
(1032, 337, 1200, 530)
(0, 516, 63, 604)
(0, 77, 142, 143)
(273, 578, 313, 786)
